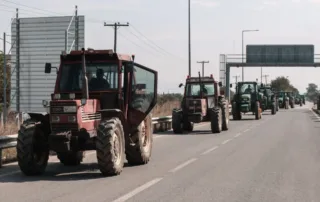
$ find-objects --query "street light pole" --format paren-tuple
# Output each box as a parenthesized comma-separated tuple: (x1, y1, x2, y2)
(241, 29, 259, 81)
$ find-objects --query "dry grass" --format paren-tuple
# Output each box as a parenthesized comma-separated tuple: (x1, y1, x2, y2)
(152, 100, 180, 117)
(0, 121, 19, 164)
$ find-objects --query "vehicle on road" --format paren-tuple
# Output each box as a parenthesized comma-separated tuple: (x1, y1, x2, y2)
(287, 92, 295, 108)
(231, 81, 263, 120)
(277, 91, 290, 109)
(259, 84, 277, 115)
(16, 48, 158, 177)
(172, 73, 230, 134)
(294, 94, 303, 106)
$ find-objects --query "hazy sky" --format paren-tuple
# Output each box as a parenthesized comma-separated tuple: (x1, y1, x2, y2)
(1, 0, 320, 94)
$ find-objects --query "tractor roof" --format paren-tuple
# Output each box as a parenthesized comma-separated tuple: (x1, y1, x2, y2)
(237, 81, 258, 84)
(186, 76, 216, 83)
(61, 49, 133, 62)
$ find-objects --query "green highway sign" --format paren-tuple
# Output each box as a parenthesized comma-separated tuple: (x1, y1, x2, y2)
(246, 45, 314, 64)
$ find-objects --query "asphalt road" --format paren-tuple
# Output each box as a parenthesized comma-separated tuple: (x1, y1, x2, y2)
(0, 103, 319, 202)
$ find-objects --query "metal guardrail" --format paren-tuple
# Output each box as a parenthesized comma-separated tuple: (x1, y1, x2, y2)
(0, 104, 232, 167)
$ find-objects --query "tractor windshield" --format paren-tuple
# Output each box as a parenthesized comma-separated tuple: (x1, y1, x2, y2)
(59, 62, 118, 92)
(186, 83, 214, 96)
(238, 83, 255, 94)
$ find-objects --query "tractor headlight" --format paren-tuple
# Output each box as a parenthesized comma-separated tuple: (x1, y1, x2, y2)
(68, 115, 77, 123)
(53, 94, 61, 100)
(51, 115, 60, 123)
(63, 106, 77, 113)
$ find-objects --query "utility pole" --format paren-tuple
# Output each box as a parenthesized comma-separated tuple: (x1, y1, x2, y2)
(233, 75, 240, 83)
(197, 61, 209, 77)
(104, 22, 129, 53)
(3, 32, 6, 126)
(262, 74, 269, 84)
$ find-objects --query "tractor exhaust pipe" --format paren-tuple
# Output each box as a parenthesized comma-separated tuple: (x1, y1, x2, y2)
(81, 48, 89, 99)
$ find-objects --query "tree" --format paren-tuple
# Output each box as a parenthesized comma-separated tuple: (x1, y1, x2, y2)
(270, 76, 291, 91)
(305, 83, 319, 102)
(0, 51, 11, 112)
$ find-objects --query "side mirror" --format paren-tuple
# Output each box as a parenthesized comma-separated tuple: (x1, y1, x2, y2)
(81, 98, 87, 106)
(45, 63, 52, 74)
(179, 83, 184, 88)
(42, 100, 49, 107)
(230, 84, 233, 88)
(218, 81, 222, 87)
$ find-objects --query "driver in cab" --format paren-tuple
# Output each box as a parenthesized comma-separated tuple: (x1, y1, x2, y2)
(89, 69, 110, 90)
(244, 85, 253, 94)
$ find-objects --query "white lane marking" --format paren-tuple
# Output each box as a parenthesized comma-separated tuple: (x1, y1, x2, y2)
(234, 133, 242, 138)
(169, 158, 197, 173)
(221, 139, 231, 145)
(112, 178, 163, 202)
(201, 146, 219, 155)
(243, 129, 250, 132)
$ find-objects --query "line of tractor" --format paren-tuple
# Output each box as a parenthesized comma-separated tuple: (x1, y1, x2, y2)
(231, 81, 305, 120)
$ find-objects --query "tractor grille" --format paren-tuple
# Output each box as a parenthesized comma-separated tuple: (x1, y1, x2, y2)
(187, 99, 202, 113)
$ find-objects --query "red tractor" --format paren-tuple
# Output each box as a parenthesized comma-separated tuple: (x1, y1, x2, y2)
(172, 73, 230, 133)
(16, 48, 158, 176)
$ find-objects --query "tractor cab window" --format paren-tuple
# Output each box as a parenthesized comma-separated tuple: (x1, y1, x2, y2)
(186, 83, 214, 96)
(238, 83, 255, 94)
(59, 62, 118, 92)
(130, 64, 157, 114)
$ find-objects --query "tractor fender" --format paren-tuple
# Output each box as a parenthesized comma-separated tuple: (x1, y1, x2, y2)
(99, 109, 127, 133)
(27, 113, 50, 125)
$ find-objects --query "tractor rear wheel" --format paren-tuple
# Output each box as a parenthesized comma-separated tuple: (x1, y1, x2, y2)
(57, 151, 84, 166)
(96, 118, 125, 176)
(221, 98, 229, 131)
(126, 114, 153, 165)
(211, 107, 222, 133)
(172, 109, 183, 134)
(271, 103, 276, 115)
(183, 120, 194, 132)
(17, 121, 49, 176)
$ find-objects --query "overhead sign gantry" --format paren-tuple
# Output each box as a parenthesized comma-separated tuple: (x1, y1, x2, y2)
(219, 44, 319, 100)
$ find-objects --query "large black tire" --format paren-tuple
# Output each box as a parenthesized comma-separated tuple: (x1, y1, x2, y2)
(172, 109, 183, 134)
(126, 114, 153, 165)
(183, 121, 194, 132)
(96, 118, 125, 176)
(271, 103, 276, 115)
(17, 121, 49, 176)
(220, 99, 229, 131)
(57, 151, 84, 166)
(232, 103, 242, 120)
(211, 107, 222, 133)
(255, 101, 261, 120)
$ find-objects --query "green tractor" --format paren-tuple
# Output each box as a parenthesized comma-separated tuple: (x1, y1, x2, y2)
(231, 81, 263, 120)
(294, 94, 303, 106)
(287, 92, 295, 108)
(259, 84, 277, 115)
(301, 94, 306, 105)
(277, 91, 290, 109)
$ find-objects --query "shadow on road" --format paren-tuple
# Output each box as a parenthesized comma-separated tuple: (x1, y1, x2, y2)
(0, 161, 140, 183)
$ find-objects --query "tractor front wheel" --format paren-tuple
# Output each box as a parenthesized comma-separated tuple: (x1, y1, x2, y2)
(17, 121, 49, 176)
(211, 107, 222, 133)
(172, 109, 183, 134)
(96, 118, 125, 176)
